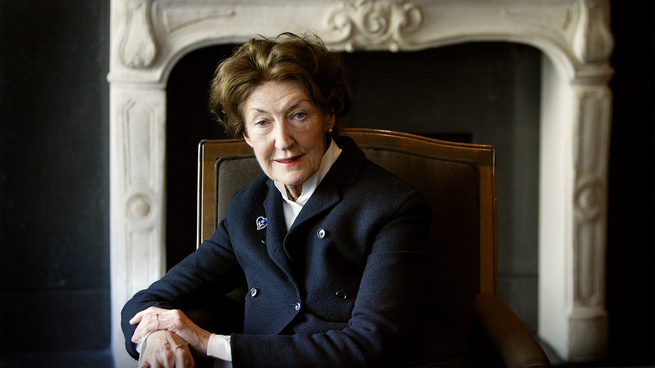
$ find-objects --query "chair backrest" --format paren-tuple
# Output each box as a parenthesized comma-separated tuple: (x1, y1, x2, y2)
(197, 128, 497, 348)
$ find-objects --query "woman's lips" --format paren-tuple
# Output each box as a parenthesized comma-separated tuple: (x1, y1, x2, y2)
(274, 155, 303, 166)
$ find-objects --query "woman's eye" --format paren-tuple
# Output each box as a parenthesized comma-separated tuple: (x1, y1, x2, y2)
(293, 112, 307, 120)
(254, 120, 268, 127)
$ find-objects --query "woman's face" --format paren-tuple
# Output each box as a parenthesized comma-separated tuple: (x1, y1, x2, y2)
(242, 80, 335, 197)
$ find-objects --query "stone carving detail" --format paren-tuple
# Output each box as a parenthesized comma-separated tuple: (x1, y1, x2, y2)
(119, 1, 158, 68)
(499, 3, 575, 36)
(325, 0, 423, 52)
(126, 192, 157, 227)
(122, 98, 157, 188)
(575, 176, 604, 221)
(160, 5, 236, 34)
(126, 226, 158, 296)
(572, 0, 613, 63)
(574, 88, 610, 213)
(573, 86, 610, 309)
(575, 173, 605, 306)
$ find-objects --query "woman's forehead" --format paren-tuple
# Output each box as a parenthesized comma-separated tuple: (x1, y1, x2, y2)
(244, 80, 313, 113)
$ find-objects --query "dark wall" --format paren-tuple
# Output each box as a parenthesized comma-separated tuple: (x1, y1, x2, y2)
(165, 46, 233, 269)
(0, 0, 111, 358)
(606, 1, 655, 364)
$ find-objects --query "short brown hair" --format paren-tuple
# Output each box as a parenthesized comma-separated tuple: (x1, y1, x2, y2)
(209, 32, 351, 138)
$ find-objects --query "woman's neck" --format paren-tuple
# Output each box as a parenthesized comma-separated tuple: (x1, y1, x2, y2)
(284, 184, 301, 201)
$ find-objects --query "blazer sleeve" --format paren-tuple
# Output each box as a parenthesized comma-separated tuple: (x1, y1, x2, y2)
(231, 189, 432, 368)
(120, 218, 246, 359)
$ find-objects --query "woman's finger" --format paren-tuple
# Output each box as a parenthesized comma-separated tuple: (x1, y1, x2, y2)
(131, 306, 165, 325)
(130, 310, 146, 325)
(158, 340, 176, 368)
(174, 342, 195, 368)
(138, 330, 196, 368)
(132, 306, 173, 342)
(132, 312, 160, 342)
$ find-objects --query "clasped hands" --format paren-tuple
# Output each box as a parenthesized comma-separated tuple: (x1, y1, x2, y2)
(130, 306, 212, 368)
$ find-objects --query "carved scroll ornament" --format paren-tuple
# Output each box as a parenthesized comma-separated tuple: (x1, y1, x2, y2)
(119, 1, 158, 68)
(325, 0, 423, 52)
(572, 0, 613, 63)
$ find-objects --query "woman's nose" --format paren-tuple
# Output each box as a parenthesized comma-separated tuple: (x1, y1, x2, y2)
(274, 122, 295, 150)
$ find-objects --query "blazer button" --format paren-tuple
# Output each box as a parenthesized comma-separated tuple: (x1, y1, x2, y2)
(294, 302, 301, 311)
(335, 290, 347, 300)
(317, 228, 326, 239)
(249, 287, 259, 298)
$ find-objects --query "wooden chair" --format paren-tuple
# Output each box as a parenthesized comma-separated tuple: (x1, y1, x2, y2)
(196, 128, 550, 368)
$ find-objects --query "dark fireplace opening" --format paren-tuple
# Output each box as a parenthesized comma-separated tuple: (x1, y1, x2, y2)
(165, 41, 541, 331)
(165, 44, 234, 270)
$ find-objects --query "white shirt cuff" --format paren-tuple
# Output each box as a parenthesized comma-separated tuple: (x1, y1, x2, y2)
(207, 334, 232, 362)
(135, 331, 153, 365)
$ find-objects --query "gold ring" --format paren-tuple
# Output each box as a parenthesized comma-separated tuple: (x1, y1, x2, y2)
(154, 313, 159, 322)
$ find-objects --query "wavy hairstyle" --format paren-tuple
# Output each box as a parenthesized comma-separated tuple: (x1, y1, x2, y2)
(209, 32, 351, 139)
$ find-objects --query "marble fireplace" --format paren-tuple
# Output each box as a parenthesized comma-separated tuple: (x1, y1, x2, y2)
(108, 0, 614, 366)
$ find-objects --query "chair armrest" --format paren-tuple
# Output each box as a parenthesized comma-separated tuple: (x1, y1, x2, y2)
(470, 294, 550, 368)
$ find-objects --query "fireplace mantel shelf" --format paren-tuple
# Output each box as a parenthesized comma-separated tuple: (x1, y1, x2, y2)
(109, 0, 613, 366)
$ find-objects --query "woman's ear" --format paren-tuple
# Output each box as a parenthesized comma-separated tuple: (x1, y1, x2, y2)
(242, 128, 253, 147)
(244, 134, 253, 147)
(326, 112, 336, 132)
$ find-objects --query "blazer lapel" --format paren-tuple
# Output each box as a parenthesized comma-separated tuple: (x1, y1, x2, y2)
(262, 182, 295, 276)
(288, 181, 340, 233)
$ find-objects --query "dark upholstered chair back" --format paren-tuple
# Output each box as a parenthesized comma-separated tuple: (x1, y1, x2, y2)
(197, 128, 497, 351)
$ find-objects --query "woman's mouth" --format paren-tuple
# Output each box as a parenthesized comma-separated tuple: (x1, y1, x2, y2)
(274, 155, 303, 166)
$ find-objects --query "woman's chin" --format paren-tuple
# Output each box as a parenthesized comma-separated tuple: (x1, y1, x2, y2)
(271, 169, 307, 185)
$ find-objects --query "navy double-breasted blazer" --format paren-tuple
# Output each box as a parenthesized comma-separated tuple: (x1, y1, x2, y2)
(122, 136, 433, 367)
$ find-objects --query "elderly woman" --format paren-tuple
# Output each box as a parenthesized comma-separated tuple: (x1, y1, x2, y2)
(121, 32, 433, 368)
